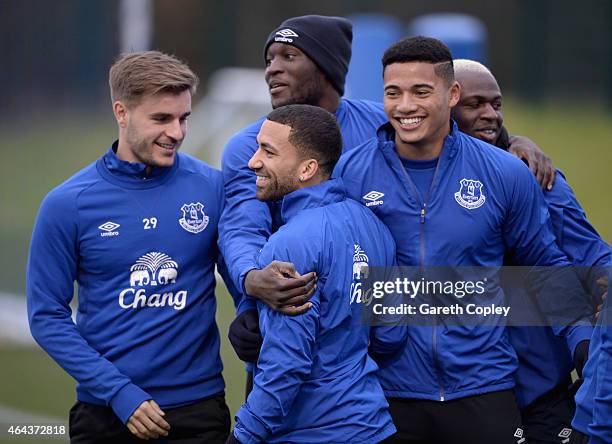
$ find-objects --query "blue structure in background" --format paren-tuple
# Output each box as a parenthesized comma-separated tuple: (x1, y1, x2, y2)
(345, 14, 403, 102)
(408, 13, 488, 64)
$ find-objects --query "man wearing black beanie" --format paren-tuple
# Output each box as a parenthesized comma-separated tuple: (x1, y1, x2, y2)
(218, 15, 388, 396)
(263, 15, 352, 100)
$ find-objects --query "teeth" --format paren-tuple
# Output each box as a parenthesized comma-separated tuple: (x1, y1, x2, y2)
(156, 142, 174, 149)
(399, 117, 423, 126)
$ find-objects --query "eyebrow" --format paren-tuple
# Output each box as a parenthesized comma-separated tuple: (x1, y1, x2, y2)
(384, 83, 434, 91)
(464, 94, 502, 101)
(149, 111, 192, 119)
(257, 140, 277, 153)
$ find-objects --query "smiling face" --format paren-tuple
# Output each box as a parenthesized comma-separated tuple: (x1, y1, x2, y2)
(452, 69, 503, 144)
(114, 90, 191, 169)
(264, 42, 325, 109)
(383, 61, 460, 159)
(249, 119, 305, 201)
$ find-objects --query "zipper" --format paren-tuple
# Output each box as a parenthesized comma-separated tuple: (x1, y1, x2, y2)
(395, 152, 446, 402)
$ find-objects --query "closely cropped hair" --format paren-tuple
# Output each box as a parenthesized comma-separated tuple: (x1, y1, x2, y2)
(382, 36, 455, 85)
(267, 104, 342, 177)
(109, 51, 199, 106)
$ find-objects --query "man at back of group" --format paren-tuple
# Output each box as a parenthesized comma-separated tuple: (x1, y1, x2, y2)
(333, 36, 593, 444)
(219, 15, 388, 367)
(27, 51, 230, 443)
(452, 58, 610, 444)
(227, 104, 400, 443)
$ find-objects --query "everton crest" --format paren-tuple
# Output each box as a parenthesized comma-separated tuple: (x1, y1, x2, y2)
(179, 202, 209, 234)
(454, 179, 486, 210)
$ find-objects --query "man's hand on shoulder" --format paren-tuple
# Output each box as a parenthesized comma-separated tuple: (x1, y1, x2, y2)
(245, 261, 316, 316)
(127, 400, 170, 440)
(508, 134, 556, 190)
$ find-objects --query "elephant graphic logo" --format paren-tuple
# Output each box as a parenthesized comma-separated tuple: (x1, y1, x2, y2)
(179, 202, 209, 234)
(454, 178, 486, 210)
(129, 252, 178, 287)
(352, 244, 370, 281)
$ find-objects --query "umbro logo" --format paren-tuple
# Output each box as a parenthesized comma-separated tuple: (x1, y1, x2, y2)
(514, 428, 525, 444)
(558, 428, 572, 443)
(98, 221, 120, 237)
(363, 191, 384, 207)
(274, 28, 299, 43)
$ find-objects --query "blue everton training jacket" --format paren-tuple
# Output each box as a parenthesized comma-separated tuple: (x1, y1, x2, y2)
(218, 98, 387, 305)
(333, 121, 592, 401)
(234, 179, 401, 444)
(27, 146, 228, 423)
(573, 246, 612, 444)
(506, 169, 609, 408)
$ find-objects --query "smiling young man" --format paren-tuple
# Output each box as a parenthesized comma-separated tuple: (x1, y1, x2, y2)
(227, 104, 400, 444)
(27, 51, 231, 443)
(452, 59, 610, 444)
(333, 36, 594, 444)
(218, 15, 389, 387)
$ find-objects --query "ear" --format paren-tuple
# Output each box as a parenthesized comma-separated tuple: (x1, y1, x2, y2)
(299, 158, 319, 182)
(113, 101, 129, 128)
(448, 81, 460, 108)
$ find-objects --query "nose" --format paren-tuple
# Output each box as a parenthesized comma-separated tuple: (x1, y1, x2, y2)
(396, 94, 418, 114)
(481, 103, 498, 121)
(265, 56, 283, 78)
(248, 149, 263, 171)
(165, 119, 185, 141)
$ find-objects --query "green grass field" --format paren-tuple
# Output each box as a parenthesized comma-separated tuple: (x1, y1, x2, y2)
(0, 100, 610, 438)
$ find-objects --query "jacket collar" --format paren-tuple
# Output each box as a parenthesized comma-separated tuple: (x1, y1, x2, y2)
(99, 141, 178, 188)
(376, 119, 460, 160)
(280, 178, 347, 224)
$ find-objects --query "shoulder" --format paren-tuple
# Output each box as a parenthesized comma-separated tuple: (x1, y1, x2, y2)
(334, 135, 382, 175)
(38, 162, 100, 220)
(221, 117, 265, 166)
(177, 152, 222, 184)
(339, 98, 387, 129)
(260, 215, 323, 271)
(543, 170, 579, 208)
(459, 131, 533, 180)
(342, 98, 385, 114)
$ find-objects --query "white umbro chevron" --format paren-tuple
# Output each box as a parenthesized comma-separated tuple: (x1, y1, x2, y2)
(98, 221, 120, 237)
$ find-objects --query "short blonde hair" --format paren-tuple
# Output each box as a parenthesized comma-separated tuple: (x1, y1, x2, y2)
(109, 50, 199, 107)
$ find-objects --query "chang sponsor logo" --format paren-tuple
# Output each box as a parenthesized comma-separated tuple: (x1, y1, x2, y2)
(350, 244, 370, 304)
(118, 252, 187, 310)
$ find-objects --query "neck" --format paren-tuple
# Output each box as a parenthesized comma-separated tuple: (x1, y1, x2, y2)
(299, 174, 327, 191)
(115, 136, 153, 176)
(395, 120, 451, 160)
(315, 86, 341, 114)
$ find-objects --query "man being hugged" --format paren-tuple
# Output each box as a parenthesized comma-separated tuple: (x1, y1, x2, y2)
(27, 51, 230, 443)
(228, 104, 401, 444)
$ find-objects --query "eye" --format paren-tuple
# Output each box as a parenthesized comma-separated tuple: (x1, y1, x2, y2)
(384, 90, 399, 98)
(492, 101, 502, 111)
(285, 53, 296, 61)
(415, 90, 431, 97)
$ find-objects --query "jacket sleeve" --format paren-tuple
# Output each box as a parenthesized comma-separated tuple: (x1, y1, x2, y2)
(501, 160, 594, 355)
(234, 232, 320, 443)
(218, 129, 272, 308)
(589, 262, 612, 444)
(26, 190, 150, 424)
(368, 254, 408, 360)
(544, 170, 611, 301)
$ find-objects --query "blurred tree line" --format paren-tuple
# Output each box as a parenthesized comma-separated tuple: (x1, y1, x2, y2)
(1, 0, 610, 118)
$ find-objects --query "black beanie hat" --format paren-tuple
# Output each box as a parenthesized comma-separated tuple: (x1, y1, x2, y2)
(264, 15, 353, 96)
